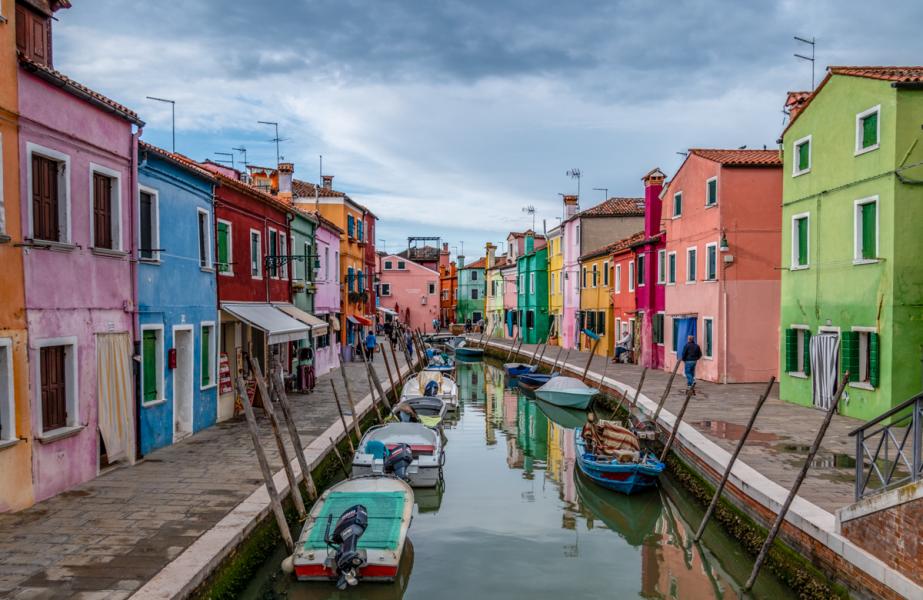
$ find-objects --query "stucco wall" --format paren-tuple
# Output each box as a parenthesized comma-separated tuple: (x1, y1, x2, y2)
(580, 216, 644, 255)
(378, 255, 440, 332)
(562, 219, 580, 349)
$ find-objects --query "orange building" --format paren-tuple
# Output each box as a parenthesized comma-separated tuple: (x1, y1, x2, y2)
(438, 243, 457, 326)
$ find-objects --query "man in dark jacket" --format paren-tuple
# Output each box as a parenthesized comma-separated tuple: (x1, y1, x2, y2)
(680, 335, 702, 392)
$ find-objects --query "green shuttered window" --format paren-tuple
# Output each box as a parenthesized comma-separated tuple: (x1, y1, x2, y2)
(797, 217, 808, 266)
(672, 318, 680, 352)
(797, 140, 810, 172)
(859, 201, 876, 260)
(784, 329, 797, 373)
(217, 222, 230, 273)
(704, 319, 713, 358)
(784, 328, 811, 375)
(868, 332, 880, 387)
(862, 111, 878, 149)
(673, 192, 682, 217)
(201, 325, 213, 387)
(706, 178, 717, 206)
(142, 330, 158, 403)
(841, 331, 859, 382)
(653, 313, 664, 345)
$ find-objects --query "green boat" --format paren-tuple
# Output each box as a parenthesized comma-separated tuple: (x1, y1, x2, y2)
(574, 469, 662, 547)
(534, 398, 588, 430)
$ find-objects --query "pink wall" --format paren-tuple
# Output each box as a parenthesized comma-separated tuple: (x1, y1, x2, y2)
(313, 221, 342, 376)
(19, 71, 136, 501)
(378, 255, 440, 332)
(501, 266, 518, 336)
(662, 155, 781, 383)
(562, 218, 581, 348)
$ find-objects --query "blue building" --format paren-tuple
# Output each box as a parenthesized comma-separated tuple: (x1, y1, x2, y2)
(137, 142, 219, 455)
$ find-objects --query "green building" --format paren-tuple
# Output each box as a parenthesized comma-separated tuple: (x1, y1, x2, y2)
(517, 236, 550, 344)
(779, 66, 923, 420)
(290, 209, 318, 314)
(456, 256, 486, 325)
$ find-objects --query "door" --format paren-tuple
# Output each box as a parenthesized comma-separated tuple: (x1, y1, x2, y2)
(173, 328, 194, 440)
(810, 333, 840, 410)
(674, 317, 697, 358)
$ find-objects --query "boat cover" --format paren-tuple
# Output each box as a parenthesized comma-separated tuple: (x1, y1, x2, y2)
(537, 376, 595, 393)
(417, 371, 443, 394)
(305, 491, 405, 550)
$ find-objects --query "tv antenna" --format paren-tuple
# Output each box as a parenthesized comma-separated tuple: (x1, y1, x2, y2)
(214, 151, 235, 169)
(592, 187, 608, 202)
(146, 96, 175, 152)
(566, 168, 581, 199)
(794, 36, 816, 89)
(258, 120, 289, 166)
(232, 146, 248, 169)
(522, 204, 536, 230)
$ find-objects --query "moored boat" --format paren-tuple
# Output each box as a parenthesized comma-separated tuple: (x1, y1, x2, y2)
(454, 344, 484, 359)
(504, 362, 536, 376)
(401, 371, 459, 412)
(574, 425, 665, 495)
(392, 396, 448, 429)
(534, 376, 598, 409)
(518, 372, 556, 389)
(351, 423, 444, 488)
(290, 475, 414, 588)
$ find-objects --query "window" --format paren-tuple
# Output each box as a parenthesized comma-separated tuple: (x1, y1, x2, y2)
(703, 318, 714, 358)
(657, 250, 666, 284)
(29, 146, 70, 243)
(615, 318, 622, 340)
(429, 282, 436, 294)
(471, 289, 479, 300)
(380, 283, 391, 296)
(347, 214, 355, 238)
(268, 229, 278, 277)
(596, 310, 606, 336)
(303, 241, 312, 281)
(672, 192, 682, 218)
(637, 255, 645, 287)
(526, 310, 535, 330)
(667, 252, 676, 285)
(585, 311, 596, 334)
(615, 264, 622, 293)
(279, 233, 288, 279)
(356, 219, 363, 242)
(529, 272, 535, 293)
(854, 197, 878, 263)
(139, 187, 159, 261)
(357, 270, 364, 292)
(603, 261, 609, 287)
(15, 3, 51, 66)
(783, 327, 812, 376)
(628, 261, 635, 292)
(653, 313, 665, 345)
(705, 177, 718, 207)
(324, 247, 330, 280)
(200, 323, 216, 388)
(591, 264, 598, 288)
(791, 213, 809, 269)
(37, 340, 77, 434)
(0, 339, 14, 442)
(549, 273, 554, 295)
(216, 220, 232, 274)
(705, 243, 717, 281)
(686, 247, 697, 282)
(347, 267, 355, 292)
(793, 135, 812, 176)
(140, 326, 164, 405)
(397, 261, 406, 269)
(471, 271, 478, 281)
(384, 260, 393, 270)
(197, 209, 211, 269)
(519, 274, 525, 294)
(91, 167, 121, 250)
(581, 267, 587, 288)
(855, 105, 880, 155)
(842, 329, 880, 387)
(250, 230, 262, 278)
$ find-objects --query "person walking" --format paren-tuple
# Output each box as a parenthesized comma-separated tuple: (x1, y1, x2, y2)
(365, 330, 377, 362)
(680, 334, 702, 394)
(405, 330, 414, 356)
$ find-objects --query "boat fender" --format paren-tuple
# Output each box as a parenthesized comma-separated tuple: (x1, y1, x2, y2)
(281, 555, 294, 574)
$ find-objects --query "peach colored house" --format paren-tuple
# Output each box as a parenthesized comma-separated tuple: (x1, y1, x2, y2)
(662, 149, 781, 383)
(377, 253, 440, 332)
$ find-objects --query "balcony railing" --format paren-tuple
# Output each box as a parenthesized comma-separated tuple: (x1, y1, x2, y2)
(849, 393, 923, 501)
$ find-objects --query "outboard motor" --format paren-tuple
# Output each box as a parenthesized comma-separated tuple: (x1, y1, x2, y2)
(324, 504, 369, 590)
(423, 380, 440, 397)
(384, 443, 414, 480)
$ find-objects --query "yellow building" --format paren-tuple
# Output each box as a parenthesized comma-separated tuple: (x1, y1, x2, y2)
(578, 245, 614, 357)
(546, 225, 564, 345)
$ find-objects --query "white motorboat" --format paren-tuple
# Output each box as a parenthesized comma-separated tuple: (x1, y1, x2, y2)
(289, 475, 414, 588)
(351, 423, 444, 488)
(401, 371, 459, 412)
(392, 396, 448, 429)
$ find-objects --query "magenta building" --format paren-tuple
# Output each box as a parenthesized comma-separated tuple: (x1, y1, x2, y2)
(18, 55, 143, 501)
(635, 168, 667, 369)
(311, 215, 343, 377)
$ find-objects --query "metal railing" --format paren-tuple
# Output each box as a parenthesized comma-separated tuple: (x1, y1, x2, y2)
(849, 393, 923, 501)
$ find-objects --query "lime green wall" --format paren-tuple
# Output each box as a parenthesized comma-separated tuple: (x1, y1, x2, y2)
(517, 247, 549, 344)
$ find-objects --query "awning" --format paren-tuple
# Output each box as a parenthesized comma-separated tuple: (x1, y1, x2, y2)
(221, 303, 310, 345)
(347, 314, 373, 327)
(275, 304, 329, 337)
(328, 314, 341, 332)
(377, 307, 398, 317)
(346, 315, 360, 325)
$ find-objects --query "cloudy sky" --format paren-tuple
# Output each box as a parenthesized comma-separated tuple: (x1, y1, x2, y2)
(57, 0, 923, 259)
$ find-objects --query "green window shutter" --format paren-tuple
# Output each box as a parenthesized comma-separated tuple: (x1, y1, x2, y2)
(201, 327, 210, 386)
(803, 330, 812, 376)
(142, 331, 157, 402)
(217, 222, 229, 272)
(862, 112, 878, 148)
(707, 179, 717, 205)
(705, 320, 713, 356)
(869, 332, 880, 388)
(672, 318, 680, 352)
(861, 203, 876, 259)
(841, 331, 859, 382)
(784, 328, 797, 372)
(797, 218, 809, 266)
(798, 142, 810, 171)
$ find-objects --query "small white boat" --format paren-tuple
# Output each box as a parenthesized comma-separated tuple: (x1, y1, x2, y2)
(392, 396, 448, 429)
(290, 475, 414, 587)
(351, 423, 444, 488)
(534, 376, 598, 410)
(401, 371, 459, 412)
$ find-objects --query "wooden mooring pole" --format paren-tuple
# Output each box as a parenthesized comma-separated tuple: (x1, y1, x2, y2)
(630, 367, 648, 410)
(269, 365, 318, 501)
(329, 381, 355, 454)
(653, 360, 682, 422)
(328, 436, 351, 479)
(506, 332, 519, 361)
(581, 338, 601, 382)
(536, 339, 550, 365)
(550, 345, 564, 373)
(743, 375, 849, 591)
(381, 338, 398, 401)
(659, 387, 695, 462)
(236, 375, 294, 552)
(528, 339, 543, 366)
(338, 362, 363, 440)
(694, 376, 775, 543)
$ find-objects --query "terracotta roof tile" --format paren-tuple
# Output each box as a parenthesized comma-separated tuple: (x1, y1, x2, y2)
(689, 148, 782, 167)
(577, 197, 645, 218)
(508, 229, 546, 239)
(461, 257, 487, 270)
(292, 178, 347, 199)
(139, 141, 216, 182)
(828, 66, 923, 83)
(19, 53, 143, 126)
(211, 170, 295, 214)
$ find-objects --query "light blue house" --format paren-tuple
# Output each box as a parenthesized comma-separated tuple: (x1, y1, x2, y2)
(137, 142, 219, 455)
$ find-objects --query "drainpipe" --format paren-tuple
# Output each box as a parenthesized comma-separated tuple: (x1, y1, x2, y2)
(130, 125, 142, 461)
(286, 212, 294, 306)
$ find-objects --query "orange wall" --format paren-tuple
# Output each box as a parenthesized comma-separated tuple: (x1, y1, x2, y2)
(0, 0, 35, 511)
(317, 201, 368, 343)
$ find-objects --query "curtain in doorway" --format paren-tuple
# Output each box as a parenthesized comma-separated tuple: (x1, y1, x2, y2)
(674, 317, 698, 359)
(810, 333, 839, 411)
(97, 332, 136, 464)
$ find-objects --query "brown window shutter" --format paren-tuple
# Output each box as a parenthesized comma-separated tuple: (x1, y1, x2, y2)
(93, 173, 112, 249)
(15, 6, 28, 54)
(32, 155, 59, 241)
(41, 346, 67, 432)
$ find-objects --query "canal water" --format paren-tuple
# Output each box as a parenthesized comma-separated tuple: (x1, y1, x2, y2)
(242, 359, 794, 599)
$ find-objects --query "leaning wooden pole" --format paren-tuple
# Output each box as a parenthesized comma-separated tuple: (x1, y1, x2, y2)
(269, 365, 318, 501)
(581, 338, 602, 382)
(743, 375, 848, 591)
(630, 367, 649, 410)
(506, 332, 519, 360)
(380, 337, 398, 399)
(236, 376, 294, 552)
(659, 387, 695, 462)
(328, 436, 351, 479)
(250, 359, 306, 520)
(536, 339, 550, 365)
(360, 350, 388, 417)
(653, 360, 683, 422)
(694, 376, 775, 543)
(527, 339, 543, 366)
(329, 381, 355, 453)
(550, 345, 564, 372)
(338, 362, 363, 440)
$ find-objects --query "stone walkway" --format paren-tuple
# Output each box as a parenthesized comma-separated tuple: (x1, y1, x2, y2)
(482, 336, 860, 513)
(0, 349, 410, 600)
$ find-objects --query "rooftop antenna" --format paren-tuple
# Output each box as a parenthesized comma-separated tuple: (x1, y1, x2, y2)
(676, 151, 688, 157)
(315, 154, 322, 215)
(214, 151, 235, 169)
(232, 146, 248, 169)
(566, 168, 582, 200)
(794, 35, 816, 89)
(145, 96, 175, 152)
(592, 187, 608, 202)
(258, 120, 288, 166)
(522, 205, 536, 231)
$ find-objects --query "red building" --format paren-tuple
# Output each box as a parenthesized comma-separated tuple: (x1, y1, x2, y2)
(610, 232, 646, 362)
(363, 209, 378, 318)
(438, 243, 457, 326)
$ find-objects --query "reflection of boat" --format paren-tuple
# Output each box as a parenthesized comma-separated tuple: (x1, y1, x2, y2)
(575, 469, 662, 546)
(424, 358, 455, 372)
(291, 476, 414, 586)
(401, 372, 458, 412)
(352, 423, 444, 488)
(535, 376, 598, 409)
(454, 345, 484, 359)
(504, 362, 536, 376)
(391, 396, 447, 429)
(575, 428, 664, 495)
(413, 480, 444, 513)
(535, 398, 587, 429)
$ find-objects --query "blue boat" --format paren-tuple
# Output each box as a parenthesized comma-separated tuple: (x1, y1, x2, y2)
(574, 429, 665, 495)
(454, 345, 484, 359)
(518, 372, 556, 388)
(504, 362, 536, 377)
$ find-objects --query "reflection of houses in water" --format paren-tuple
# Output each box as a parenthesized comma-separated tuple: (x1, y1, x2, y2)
(502, 389, 518, 429)
(516, 397, 549, 474)
(546, 422, 578, 506)
(484, 365, 506, 445)
(456, 363, 486, 404)
(506, 436, 524, 469)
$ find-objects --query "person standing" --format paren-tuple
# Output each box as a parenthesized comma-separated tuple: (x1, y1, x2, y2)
(680, 334, 702, 393)
(365, 330, 377, 361)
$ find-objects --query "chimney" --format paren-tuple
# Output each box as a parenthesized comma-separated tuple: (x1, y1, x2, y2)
(439, 242, 450, 270)
(524, 233, 535, 254)
(278, 162, 294, 201)
(563, 194, 579, 218)
(457, 255, 465, 269)
(485, 242, 496, 270)
(642, 168, 666, 238)
(322, 175, 334, 190)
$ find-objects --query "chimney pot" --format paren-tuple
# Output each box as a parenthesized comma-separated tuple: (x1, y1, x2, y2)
(322, 175, 334, 189)
(278, 163, 294, 199)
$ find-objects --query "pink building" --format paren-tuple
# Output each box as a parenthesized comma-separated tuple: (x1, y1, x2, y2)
(377, 254, 440, 332)
(500, 261, 519, 337)
(18, 55, 143, 501)
(662, 149, 782, 383)
(311, 215, 343, 377)
(635, 168, 667, 369)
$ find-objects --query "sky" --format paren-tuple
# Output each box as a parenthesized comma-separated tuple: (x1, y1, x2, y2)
(56, 0, 923, 260)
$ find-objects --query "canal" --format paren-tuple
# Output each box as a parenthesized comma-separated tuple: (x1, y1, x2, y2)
(242, 359, 794, 599)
